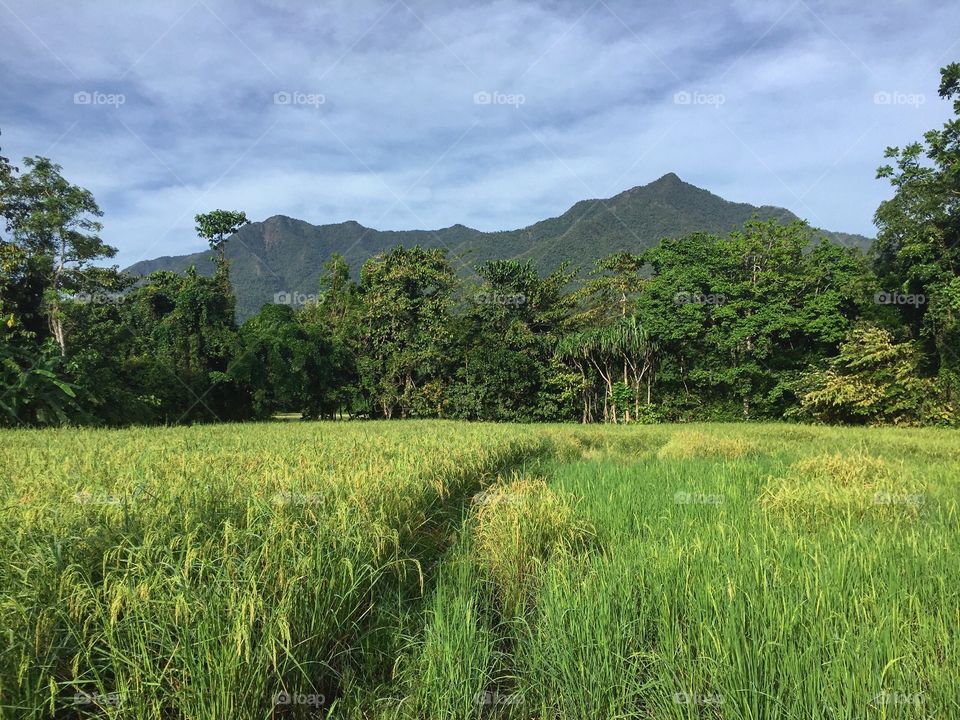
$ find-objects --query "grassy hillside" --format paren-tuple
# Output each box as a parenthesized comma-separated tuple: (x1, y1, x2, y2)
(125, 174, 873, 319)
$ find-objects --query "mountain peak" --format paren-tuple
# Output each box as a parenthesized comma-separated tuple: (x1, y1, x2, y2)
(262, 214, 296, 224)
(620, 172, 688, 197)
(653, 172, 682, 184)
(125, 179, 872, 320)
(260, 215, 365, 231)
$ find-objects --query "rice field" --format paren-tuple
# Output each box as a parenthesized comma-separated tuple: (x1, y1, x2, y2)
(1, 422, 958, 718)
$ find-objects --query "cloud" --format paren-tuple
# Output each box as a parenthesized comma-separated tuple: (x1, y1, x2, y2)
(1, 0, 957, 267)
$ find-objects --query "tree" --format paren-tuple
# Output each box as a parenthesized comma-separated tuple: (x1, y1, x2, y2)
(557, 315, 652, 423)
(635, 220, 870, 420)
(233, 303, 337, 418)
(794, 325, 954, 425)
(194, 209, 249, 311)
(0, 144, 120, 426)
(195, 209, 249, 267)
(123, 268, 250, 423)
(0, 157, 117, 355)
(561, 253, 651, 422)
(0, 144, 45, 342)
(449, 259, 577, 421)
(307, 254, 361, 417)
(357, 246, 455, 418)
(0, 340, 81, 426)
(874, 62, 960, 397)
(0, 132, 26, 332)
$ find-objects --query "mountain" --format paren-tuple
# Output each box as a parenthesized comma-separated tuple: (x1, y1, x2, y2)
(125, 173, 873, 319)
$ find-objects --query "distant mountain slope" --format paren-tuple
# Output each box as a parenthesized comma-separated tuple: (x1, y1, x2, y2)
(125, 173, 873, 319)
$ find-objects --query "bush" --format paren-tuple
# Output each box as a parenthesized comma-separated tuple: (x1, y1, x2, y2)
(793, 326, 955, 426)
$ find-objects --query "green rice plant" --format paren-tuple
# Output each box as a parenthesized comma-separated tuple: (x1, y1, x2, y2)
(513, 553, 650, 719)
(0, 421, 547, 719)
(2, 421, 958, 718)
(392, 555, 497, 720)
(414, 423, 958, 719)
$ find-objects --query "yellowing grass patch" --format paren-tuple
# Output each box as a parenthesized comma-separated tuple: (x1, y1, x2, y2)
(760, 451, 926, 520)
(470, 475, 591, 612)
(656, 430, 757, 460)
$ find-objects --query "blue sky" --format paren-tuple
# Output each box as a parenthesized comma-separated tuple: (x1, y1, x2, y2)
(2, 0, 958, 267)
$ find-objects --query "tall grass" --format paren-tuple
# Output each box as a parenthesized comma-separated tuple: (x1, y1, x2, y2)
(2, 422, 958, 718)
(392, 424, 960, 719)
(0, 421, 546, 719)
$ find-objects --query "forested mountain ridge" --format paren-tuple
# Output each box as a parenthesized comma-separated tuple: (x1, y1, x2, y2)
(126, 173, 872, 319)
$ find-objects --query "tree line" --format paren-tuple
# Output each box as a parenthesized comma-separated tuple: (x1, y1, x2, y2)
(2, 63, 959, 428)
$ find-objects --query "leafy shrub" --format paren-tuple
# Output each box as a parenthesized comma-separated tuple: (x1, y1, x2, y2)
(793, 326, 954, 426)
(0, 338, 80, 426)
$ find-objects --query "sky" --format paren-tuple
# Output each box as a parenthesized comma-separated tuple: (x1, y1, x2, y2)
(1, 0, 958, 268)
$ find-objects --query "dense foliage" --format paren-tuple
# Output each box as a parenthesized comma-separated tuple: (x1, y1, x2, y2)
(2, 65, 959, 427)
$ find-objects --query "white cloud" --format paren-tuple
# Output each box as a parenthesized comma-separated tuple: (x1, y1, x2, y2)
(1, 0, 958, 268)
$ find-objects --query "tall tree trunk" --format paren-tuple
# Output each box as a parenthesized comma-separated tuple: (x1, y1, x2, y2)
(580, 366, 588, 424)
(49, 313, 66, 356)
(51, 233, 67, 355)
